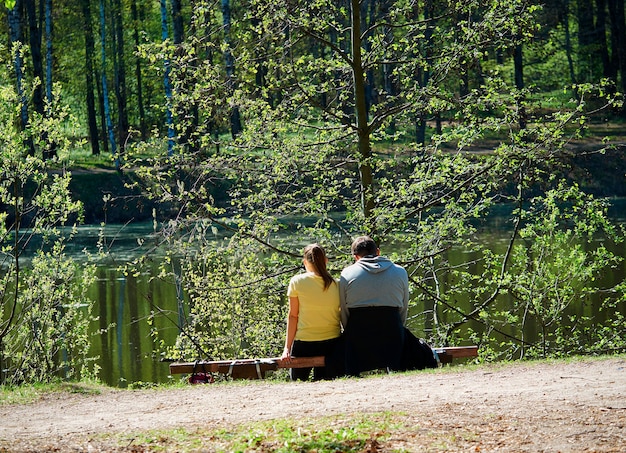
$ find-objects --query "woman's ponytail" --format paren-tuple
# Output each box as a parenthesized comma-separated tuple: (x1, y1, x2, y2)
(303, 243, 335, 290)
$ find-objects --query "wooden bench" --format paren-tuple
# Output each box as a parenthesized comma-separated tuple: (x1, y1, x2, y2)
(169, 345, 478, 380)
(433, 345, 479, 364)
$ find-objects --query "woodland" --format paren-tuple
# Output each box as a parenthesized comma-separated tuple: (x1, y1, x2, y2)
(1, 0, 626, 385)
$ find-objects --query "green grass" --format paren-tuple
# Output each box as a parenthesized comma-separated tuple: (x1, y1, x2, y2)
(115, 412, 411, 453)
(0, 380, 104, 406)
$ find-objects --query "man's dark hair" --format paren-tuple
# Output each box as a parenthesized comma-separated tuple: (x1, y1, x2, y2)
(351, 236, 378, 257)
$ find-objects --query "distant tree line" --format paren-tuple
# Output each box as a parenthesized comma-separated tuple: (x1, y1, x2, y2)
(1, 0, 626, 163)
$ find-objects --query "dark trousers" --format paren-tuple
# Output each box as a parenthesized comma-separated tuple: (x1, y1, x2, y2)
(290, 337, 339, 381)
(342, 306, 405, 376)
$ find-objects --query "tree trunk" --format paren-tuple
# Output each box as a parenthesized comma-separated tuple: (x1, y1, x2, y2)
(171, 0, 183, 44)
(608, 0, 618, 73)
(563, 0, 578, 86)
(416, 0, 433, 145)
(25, 0, 45, 123)
(609, 0, 626, 94)
(112, 0, 129, 152)
(81, 0, 100, 155)
(364, 0, 374, 118)
(595, 0, 613, 78)
(351, 0, 375, 226)
(221, 0, 243, 138)
(130, 0, 147, 141)
(160, 0, 175, 155)
(100, 0, 118, 167)
(44, 0, 52, 104)
(24, 0, 56, 160)
(380, 0, 396, 133)
(171, 0, 200, 153)
(578, 0, 596, 81)
(8, 0, 36, 156)
(514, 44, 526, 130)
(96, 68, 108, 154)
(43, 0, 58, 159)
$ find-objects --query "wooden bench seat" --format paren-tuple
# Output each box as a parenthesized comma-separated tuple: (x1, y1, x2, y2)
(169, 345, 478, 380)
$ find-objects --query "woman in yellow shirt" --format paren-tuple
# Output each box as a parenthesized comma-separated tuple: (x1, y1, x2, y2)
(281, 243, 341, 381)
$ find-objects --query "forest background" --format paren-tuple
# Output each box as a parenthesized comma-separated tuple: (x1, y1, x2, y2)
(1, 0, 626, 386)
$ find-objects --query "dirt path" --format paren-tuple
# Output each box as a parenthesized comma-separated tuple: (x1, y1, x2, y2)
(1, 357, 625, 452)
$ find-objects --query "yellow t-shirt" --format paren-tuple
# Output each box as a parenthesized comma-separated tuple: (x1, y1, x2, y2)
(287, 272, 341, 341)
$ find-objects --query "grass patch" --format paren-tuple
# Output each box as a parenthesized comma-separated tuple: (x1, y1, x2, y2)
(0, 380, 105, 406)
(114, 412, 411, 453)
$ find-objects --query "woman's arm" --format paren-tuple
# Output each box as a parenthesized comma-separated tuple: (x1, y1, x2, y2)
(282, 296, 300, 360)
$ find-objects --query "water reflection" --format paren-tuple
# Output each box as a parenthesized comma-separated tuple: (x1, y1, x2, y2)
(89, 266, 181, 387)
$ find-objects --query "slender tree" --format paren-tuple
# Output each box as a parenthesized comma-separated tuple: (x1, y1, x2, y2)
(595, 0, 612, 78)
(608, 0, 626, 94)
(130, 0, 147, 140)
(160, 0, 175, 155)
(221, 0, 242, 138)
(100, 0, 118, 167)
(24, 0, 45, 123)
(44, 0, 52, 104)
(560, 0, 578, 86)
(112, 0, 129, 151)
(8, 0, 35, 156)
(171, 0, 183, 43)
(81, 0, 101, 155)
(416, 0, 434, 144)
(514, 44, 526, 129)
(578, 0, 597, 82)
(170, 0, 201, 153)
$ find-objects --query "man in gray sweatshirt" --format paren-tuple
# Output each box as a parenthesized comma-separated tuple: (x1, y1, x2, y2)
(339, 236, 409, 375)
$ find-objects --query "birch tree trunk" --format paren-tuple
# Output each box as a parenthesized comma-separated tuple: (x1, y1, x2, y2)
(160, 0, 175, 155)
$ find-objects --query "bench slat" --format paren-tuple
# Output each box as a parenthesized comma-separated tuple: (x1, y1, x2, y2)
(169, 345, 478, 376)
(434, 345, 479, 364)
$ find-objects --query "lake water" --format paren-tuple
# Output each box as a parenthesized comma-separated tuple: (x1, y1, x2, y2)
(88, 265, 181, 387)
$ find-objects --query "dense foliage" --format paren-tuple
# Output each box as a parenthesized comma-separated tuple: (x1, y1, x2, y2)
(1, 0, 626, 382)
(0, 83, 97, 385)
(126, 1, 626, 362)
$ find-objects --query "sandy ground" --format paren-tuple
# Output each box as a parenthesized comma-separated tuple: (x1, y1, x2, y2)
(0, 356, 625, 452)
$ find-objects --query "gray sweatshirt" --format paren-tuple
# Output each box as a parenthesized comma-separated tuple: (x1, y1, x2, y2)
(339, 255, 409, 327)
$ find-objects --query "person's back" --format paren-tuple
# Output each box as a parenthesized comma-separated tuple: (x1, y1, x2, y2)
(339, 255, 408, 326)
(339, 236, 409, 375)
(289, 272, 340, 342)
(282, 243, 341, 381)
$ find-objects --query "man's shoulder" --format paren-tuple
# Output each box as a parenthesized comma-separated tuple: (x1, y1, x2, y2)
(392, 262, 408, 274)
(340, 262, 361, 275)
